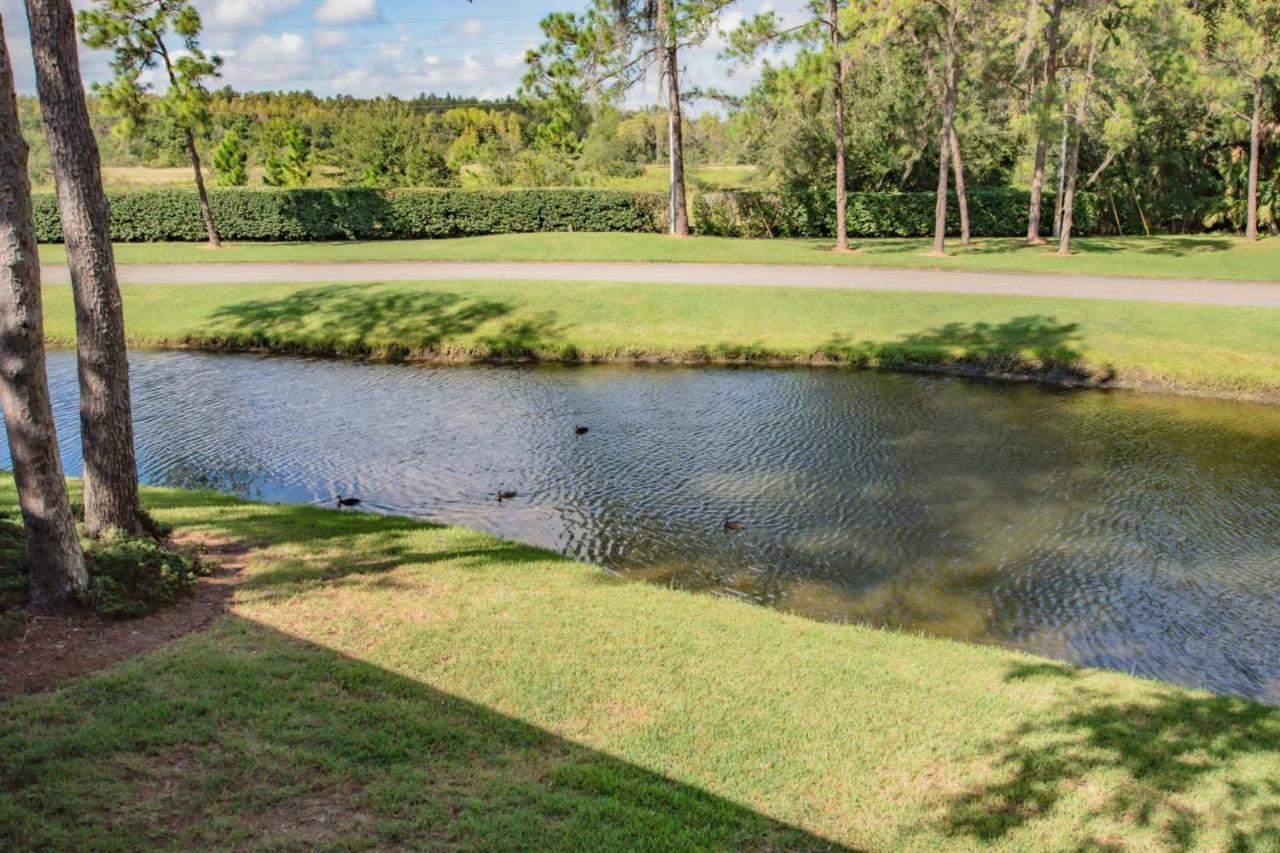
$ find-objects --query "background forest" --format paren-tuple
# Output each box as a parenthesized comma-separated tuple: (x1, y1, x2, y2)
(14, 0, 1280, 237)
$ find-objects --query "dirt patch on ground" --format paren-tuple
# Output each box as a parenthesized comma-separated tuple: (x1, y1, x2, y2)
(0, 536, 248, 700)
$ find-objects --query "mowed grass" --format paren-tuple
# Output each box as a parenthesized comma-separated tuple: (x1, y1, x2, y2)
(1, 478, 1277, 849)
(36, 231, 1280, 282)
(38, 278, 1280, 399)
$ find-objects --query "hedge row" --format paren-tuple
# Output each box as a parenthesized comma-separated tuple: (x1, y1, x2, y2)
(31, 185, 1099, 243)
(32, 187, 669, 243)
(693, 188, 1101, 239)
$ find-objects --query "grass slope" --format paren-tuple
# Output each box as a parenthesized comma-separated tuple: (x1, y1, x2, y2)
(39, 278, 1280, 400)
(37, 232, 1280, 282)
(1, 479, 1277, 849)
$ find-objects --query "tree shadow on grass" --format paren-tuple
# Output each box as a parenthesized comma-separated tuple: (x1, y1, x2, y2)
(819, 315, 1110, 385)
(0, 617, 840, 850)
(201, 285, 566, 359)
(940, 664, 1280, 848)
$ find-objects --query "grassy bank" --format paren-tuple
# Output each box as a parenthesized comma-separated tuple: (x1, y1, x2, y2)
(36, 232, 1280, 282)
(1, 478, 1277, 849)
(39, 278, 1280, 400)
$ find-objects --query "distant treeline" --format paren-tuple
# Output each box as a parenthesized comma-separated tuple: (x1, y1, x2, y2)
(16, 89, 738, 191)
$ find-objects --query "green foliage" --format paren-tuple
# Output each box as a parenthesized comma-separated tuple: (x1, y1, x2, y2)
(81, 531, 206, 619)
(0, 512, 29, 615)
(78, 0, 221, 138)
(211, 130, 247, 187)
(263, 125, 312, 188)
(32, 188, 668, 242)
(695, 189, 1101, 238)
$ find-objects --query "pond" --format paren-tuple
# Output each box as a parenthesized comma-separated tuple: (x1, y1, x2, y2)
(10, 352, 1280, 703)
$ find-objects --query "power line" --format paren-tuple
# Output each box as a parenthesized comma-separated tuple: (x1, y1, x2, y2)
(244, 38, 537, 56)
(200, 12, 544, 36)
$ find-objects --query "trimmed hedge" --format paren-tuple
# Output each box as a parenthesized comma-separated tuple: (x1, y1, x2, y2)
(693, 188, 1101, 239)
(33, 187, 669, 243)
(31, 185, 1098, 243)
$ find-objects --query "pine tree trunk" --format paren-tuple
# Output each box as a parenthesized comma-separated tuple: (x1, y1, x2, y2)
(25, 0, 145, 537)
(0, 16, 87, 610)
(1026, 0, 1062, 244)
(1057, 40, 1097, 257)
(185, 127, 221, 248)
(1245, 81, 1261, 242)
(830, 0, 849, 250)
(660, 0, 690, 236)
(158, 38, 220, 249)
(932, 7, 958, 256)
(950, 127, 970, 245)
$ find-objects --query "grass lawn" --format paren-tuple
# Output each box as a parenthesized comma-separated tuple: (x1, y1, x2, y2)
(38, 278, 1280, 401)
(2, 477, 1277, 849)
(36, 232, 1280, 282)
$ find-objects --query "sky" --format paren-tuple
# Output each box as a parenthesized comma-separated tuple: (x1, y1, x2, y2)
(2, 0, 807, 113)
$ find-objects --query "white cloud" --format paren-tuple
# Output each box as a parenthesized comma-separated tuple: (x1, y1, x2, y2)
(204, 0, 300, 28)
(218, 32, 313, 86)
(315, 0, 378, 24)
(455, 18, 486, 38)
(315, 29, 351, 50)
(327, 49, 528, 99)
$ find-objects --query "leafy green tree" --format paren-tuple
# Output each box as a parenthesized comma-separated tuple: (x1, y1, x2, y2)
(526, 0, 737, 236)
(210, 129, 246, 186)
(325, 105, 451, 188)
(520, 10, 600, 155)
(79, 0, 223, 246)
(726, 1, 857, 249)
(1196, 0, 1279, 240)
(263, 124, 311, 188)
(1024, 0, 1066, 243)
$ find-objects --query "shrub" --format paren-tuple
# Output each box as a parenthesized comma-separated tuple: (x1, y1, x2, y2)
(82, 532, 207, 619)
(33, 187, 669, 243)
(693, 188, 1101, 239)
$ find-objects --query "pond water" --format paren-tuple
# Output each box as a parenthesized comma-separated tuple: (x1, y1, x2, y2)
(10, 352, 1280, 703)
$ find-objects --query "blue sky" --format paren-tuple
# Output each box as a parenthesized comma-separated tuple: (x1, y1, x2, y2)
(3, 0, 807, 112)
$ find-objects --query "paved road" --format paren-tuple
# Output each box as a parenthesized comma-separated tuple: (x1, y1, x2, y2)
(40, 261, 1280, 308)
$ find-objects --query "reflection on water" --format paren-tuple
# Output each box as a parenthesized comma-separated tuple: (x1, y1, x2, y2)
(13, 352, 1280, 703)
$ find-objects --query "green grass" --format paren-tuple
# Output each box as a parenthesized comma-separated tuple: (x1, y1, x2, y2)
(38, 278, 1280, 400)
(2, 477, 1278, 849)
(36, 232, 1280, 282)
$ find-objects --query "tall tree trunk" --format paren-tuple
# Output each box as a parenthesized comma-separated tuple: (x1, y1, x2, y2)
(830, 0, 849, 250)
(1026, 0, 1062, 244)
(1245, 80, 1262, 242)
(1057, 39, 1097, 257)
(931, 6, 958, 256)
(950, 126, 970, 245)
(659, 0, 690, 237)
(158, 40, 220, 248)
(0, 15, 87, 610)
(185, 128, 220, 248)
(25, 0, 145, 537)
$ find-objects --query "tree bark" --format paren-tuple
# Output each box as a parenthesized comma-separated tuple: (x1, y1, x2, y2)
(158, 39, 220, 248)
(932, 3, 959, 255)
(25, 0, 145, 537)
(1057, 39, 1097, 257)
(950, 126, 970, 245)
(1245, 81, 1261, 242)
(1026, 0, 1062, 244)
(185, 127, 220, 248)
(659, 0, 690, 237)
(0, 15, 87, 610)
(830, 0, 849, 250)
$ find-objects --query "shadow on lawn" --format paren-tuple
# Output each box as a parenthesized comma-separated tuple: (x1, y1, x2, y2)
(941, 664, 1280, 848)
(814, 235, 1239, 258)
(202, 285, 565, 359)
(820, 315, 1108, 384)
(0, 617, 840, 850)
